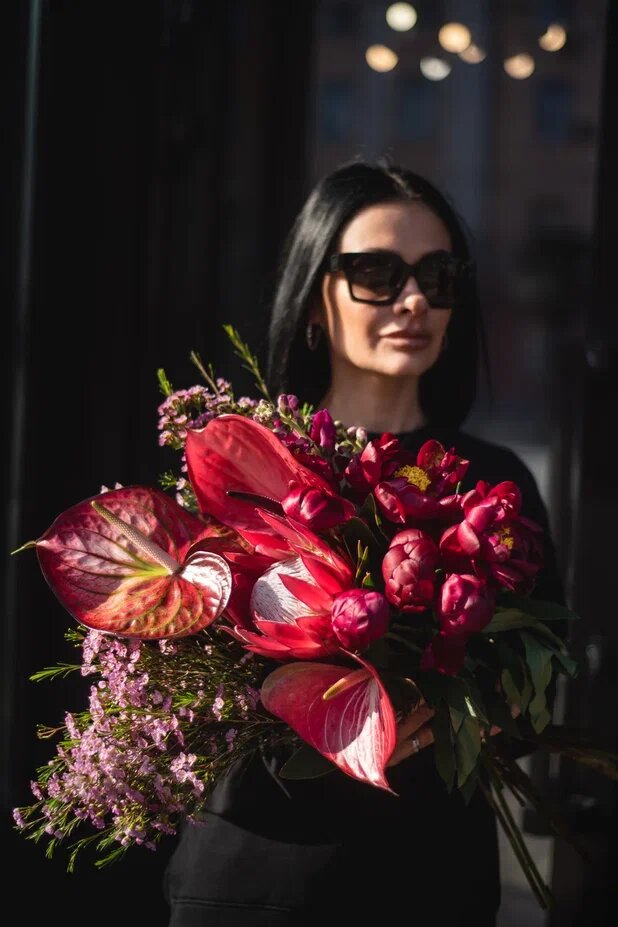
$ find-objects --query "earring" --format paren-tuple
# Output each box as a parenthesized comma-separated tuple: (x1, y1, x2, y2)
(306, 322, 322, 351)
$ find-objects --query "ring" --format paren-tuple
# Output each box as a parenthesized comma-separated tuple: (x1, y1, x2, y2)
(410, 734, 421, 754)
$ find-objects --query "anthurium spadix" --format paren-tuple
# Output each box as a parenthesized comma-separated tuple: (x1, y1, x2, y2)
(185, 414, 336, 534)
(260, 659, 397, 791)
(31, 487, 232, 639)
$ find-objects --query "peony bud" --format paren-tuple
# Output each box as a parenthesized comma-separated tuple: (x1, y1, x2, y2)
(381, 529, 440, 613)
(437, 573, 495, 637)
(331, 588, 390, 652)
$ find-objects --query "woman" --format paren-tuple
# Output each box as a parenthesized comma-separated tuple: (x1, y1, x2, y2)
(163, 160, 564, 925)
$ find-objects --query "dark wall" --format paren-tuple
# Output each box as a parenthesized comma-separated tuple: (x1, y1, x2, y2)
(548, 2, 618, 924)
(2, 2, 315, 921)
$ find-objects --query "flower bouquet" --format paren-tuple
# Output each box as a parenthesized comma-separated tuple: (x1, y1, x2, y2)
(13, 327, 617, 907)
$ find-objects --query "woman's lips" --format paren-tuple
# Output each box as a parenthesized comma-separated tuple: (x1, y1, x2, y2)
(382, 331, 432, 347)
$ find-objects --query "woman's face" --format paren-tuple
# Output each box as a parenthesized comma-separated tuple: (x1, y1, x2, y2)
(317, 200, 453, 380)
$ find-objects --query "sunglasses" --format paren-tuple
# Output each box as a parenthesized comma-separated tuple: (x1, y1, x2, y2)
(326, 249, 474, 307)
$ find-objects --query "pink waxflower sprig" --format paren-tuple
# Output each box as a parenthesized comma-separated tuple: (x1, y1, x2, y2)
(13, 626, 290, 868)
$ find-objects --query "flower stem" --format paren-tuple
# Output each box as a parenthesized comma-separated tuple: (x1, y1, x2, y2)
(479, 759, 554, 909)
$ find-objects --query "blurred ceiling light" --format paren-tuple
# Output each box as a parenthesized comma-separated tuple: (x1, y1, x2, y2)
(366, 44, 399, 72)
(504, 53, 535, 79)
(438, 22, 471, 53)
(459, 43, 486, 63)
(420, 56, 451, 80)
(386, 3, 417, 32)
(539, 23, 567, 51)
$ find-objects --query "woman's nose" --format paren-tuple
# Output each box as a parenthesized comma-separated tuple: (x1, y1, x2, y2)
(393, 276, 428, 315)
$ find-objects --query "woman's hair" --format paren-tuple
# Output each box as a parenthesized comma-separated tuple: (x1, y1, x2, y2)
(266, 158, 489, 429)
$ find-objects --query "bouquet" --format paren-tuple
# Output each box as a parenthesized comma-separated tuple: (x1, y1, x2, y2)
(13, 327, 617, 907)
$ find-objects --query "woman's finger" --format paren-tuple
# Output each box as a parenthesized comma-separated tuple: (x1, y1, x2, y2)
(387, 721, 435, 767)
(396, 704, 434, 741)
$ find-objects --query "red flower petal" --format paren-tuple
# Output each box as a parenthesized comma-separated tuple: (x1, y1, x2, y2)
(260, 660, 396, 790)
(185, 415, 332, 532)
(36, 487, 231, 638)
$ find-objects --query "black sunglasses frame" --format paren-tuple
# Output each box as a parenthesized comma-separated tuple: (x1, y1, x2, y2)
(326, 250, 475, 307)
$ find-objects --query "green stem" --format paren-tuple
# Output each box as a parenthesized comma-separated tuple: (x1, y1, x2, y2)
(480, 760, 554, 909)
(189, 351, 221, 394)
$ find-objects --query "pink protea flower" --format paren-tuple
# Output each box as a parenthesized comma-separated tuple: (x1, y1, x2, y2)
(330, 588, 390, 651)
(381, 528, 440, 613)
(228, 511, 356, 660)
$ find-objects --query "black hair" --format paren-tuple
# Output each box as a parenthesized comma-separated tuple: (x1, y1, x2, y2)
(266, 158, 489, 429)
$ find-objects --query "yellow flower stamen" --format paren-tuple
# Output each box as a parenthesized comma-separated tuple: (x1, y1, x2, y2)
(498, 526, 515, 550)
(394, 465, 431, 491)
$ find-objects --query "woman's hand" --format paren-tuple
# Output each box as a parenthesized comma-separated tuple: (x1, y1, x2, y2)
(386, 699, 522, 768)
(387, 700, 435, 767)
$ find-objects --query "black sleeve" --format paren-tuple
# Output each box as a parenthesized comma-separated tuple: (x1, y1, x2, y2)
(508, 451, 566, 609)
(495, 450, 568, 759)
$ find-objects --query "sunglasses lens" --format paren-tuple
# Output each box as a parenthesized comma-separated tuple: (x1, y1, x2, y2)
(346, 254, 402, 303)
(416, 253, 466, 308)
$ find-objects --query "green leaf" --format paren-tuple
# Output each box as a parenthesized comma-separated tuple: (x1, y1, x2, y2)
(501, 668, 522, 709)
(157, 367, 174, 397)
(455, 715, 482, 788)
(494, 639, 527, 694)
(278, 743, 335, 780)
(484, 608, 538, 634)
(552, 651, 578, 677)
(484, 692, 522, 738)
(449, 705, 466, 734)
(461, 677, 490, 726)
(529, 703, 552, 734)
(431, 708, 456, 792)
(459, 765, 480, 805)
(497, 592, 579, 622)
(521, 631, 554, 697)
(339, 517, 386, 577)
(359, 493, 390, 542)
(521, 631, 554, 733)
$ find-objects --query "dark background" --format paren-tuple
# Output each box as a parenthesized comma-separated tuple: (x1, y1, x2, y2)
(3, 2, 616, 924)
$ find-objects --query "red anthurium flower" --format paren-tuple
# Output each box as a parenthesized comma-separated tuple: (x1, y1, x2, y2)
(381, 528, 440, 612)
(260, 657, 397, 790)
(185, 414, 333, 533)
(330, 588, 390, 651)
(33, 487, 232, 639)
(282, 482, 355, 532)
(185, 534, 277, 631)
(420, 632, 468, 676)
(437, 573, 495, 637)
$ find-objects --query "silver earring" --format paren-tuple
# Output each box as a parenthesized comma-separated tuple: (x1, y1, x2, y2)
(306, 322, 321, 351)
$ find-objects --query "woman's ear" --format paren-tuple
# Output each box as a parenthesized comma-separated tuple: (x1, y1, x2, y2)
(308, 293, 325, 327)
